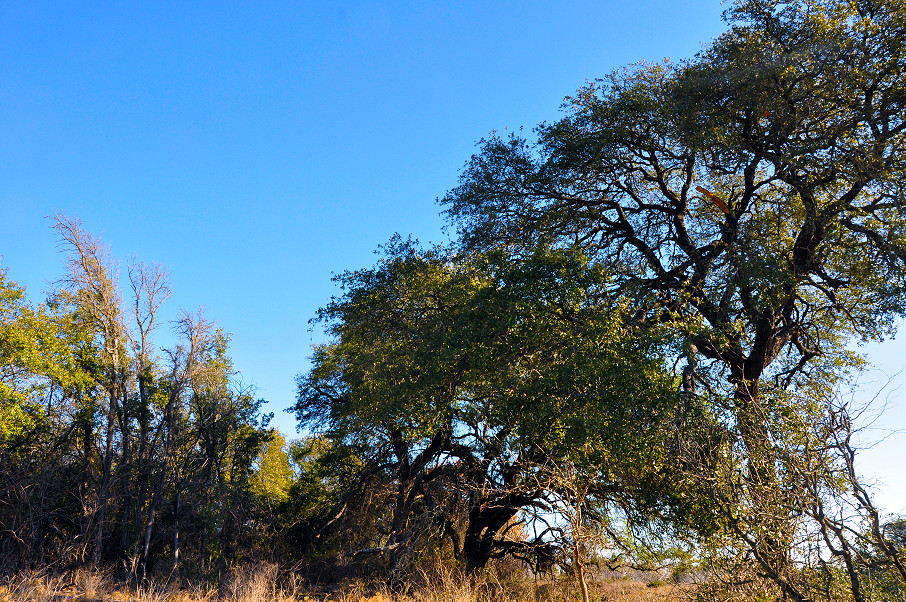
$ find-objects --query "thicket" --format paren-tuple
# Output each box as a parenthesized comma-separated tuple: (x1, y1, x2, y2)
(0, 215, 276, 579)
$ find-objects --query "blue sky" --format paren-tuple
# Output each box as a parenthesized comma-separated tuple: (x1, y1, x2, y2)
(2, 1, 904, 513)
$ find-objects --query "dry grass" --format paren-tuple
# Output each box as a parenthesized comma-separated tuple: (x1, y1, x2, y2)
(0, 565, 693, 602)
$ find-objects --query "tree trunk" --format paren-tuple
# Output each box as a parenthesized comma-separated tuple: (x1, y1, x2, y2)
(139, 504, 156, 581)
(575, 549, 589, 602)
(462, 503, 521, 573)
(172, 485, 181, 573)
(92, 387, 118, 567)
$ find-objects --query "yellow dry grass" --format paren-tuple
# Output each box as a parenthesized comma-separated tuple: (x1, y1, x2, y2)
(0, 566, 693, 602)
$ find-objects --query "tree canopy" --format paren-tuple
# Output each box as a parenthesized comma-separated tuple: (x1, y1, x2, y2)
(295, 1, 906, 599)
(295, 240, 699, 578)
(447, 0, 906, 400)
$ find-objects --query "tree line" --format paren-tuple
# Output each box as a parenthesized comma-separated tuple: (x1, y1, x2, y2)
(3, 1, 906, 600)
(0, 215, 277, 578)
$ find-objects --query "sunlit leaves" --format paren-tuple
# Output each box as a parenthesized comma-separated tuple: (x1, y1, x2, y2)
(0, 267, 94, 440)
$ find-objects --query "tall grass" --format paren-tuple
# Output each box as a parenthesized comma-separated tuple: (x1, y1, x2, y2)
(0, 563, 693, 602)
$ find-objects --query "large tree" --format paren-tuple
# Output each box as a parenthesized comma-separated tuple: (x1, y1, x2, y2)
(443, 0, 906, 599)
(294, 239, 702, 581)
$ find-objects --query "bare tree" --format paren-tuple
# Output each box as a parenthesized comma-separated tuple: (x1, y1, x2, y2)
(683, 390, 906, 602)
(537, 460, 602, 602)
(137, 308, 222, 578)
(124, 259, 170, 564)
(52, 213, 127, 567)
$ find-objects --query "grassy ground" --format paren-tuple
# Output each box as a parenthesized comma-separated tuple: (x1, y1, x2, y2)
(0, 565, 694, 602)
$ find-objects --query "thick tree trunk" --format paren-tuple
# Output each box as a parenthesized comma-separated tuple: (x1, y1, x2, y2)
(731, 361, 809, 602)
(384, 429, 449, 589)
(462, 502, 521, 573)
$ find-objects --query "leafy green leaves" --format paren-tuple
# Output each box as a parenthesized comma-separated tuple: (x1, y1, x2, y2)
(299, 240, 678, 466)
(0, 267, 93, 440)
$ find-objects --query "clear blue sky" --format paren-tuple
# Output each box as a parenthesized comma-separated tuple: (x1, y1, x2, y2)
(2, 1, 903, 514)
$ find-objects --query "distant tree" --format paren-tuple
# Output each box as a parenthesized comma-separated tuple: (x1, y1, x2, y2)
(253, 432, 293, 508)
(123, 258, 170, 559)
(0, 265, 95, 570)
(52, 214, 130, 566)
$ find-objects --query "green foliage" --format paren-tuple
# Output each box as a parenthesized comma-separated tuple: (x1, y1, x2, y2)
(300, 239, 679, 464)
(294, 238, 720, 578)
(252, 432, 294, 505)
(433, 0, 906, 597)
(0, 266, 93, 440)
(446, 0, 906, 403)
